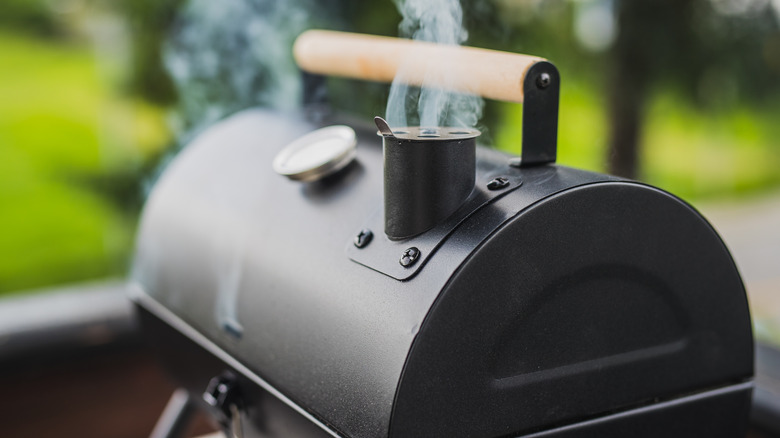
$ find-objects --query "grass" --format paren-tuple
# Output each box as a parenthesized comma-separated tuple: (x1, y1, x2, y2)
(0, 30, 168, 295)
(643, 96, 780, 200)
(495, 77, 780, 203)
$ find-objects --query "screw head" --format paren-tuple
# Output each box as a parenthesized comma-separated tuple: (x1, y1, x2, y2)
(354, 229, 373, 248)
(400, 247, 421, 267)
(203, 374, 238, 411)
(487, 177, 510, 190)
(537, 72, 551, 89)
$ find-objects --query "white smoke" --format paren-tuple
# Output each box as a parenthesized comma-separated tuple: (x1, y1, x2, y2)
(156, 0, 333, 336)
(164, 0, 321, 139)
(386, 0, 484, 128)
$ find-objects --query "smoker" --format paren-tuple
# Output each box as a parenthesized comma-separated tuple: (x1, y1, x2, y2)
(133, 31, 753, 438)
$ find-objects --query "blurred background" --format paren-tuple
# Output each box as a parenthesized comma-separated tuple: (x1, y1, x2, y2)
(0, 0, 778, 437)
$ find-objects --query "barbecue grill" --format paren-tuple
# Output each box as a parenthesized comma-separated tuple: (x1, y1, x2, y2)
(133, 31, 754, 438)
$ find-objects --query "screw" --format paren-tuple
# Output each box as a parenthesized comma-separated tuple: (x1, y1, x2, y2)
(354, 229, 373, 248)
(203, 373, 239, 413)
(487, 177, 510, 190)
(537, 72, 551, 89)
(400, 247, 421, 267)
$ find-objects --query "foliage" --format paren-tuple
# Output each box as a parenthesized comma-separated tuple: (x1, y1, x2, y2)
(114, 0, 184, 106)
(1, 0, 778, 296)
(0, 0, 58, 36)
(0, 30, 167, 294)
(496, 74, 780, 201)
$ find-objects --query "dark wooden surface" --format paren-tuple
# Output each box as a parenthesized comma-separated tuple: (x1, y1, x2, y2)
(0, 346, 214, 438)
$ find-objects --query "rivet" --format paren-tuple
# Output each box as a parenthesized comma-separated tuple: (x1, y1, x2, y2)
(487, 177, 510, 190)
(354, 229, 373, 248)
(537, 72, 551, 89)
(400, 247, 421, 267)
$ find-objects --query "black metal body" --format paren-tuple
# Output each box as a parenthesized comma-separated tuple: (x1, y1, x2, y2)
(133, 103, 753, 437)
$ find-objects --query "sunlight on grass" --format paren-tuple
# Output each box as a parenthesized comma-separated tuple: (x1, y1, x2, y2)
(643, 95, 780, 201)
(495, 75, 780, 202)
(495, 78, 609, 173)
(0, 30, 169, 295)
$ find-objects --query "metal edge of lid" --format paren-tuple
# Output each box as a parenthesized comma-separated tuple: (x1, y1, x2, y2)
(285, 146, 357, 182)
(376, 126, 481, 141)
(273, 125, 357, 182)
(128, 283, 342, 438)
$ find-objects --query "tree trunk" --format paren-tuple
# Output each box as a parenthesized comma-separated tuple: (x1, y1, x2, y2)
(606, 0, 651, 179)
(607, 68, 646, 179)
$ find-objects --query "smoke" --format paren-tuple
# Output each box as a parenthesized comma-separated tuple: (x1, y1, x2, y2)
(153, 0, 336, 335)
(163, 0, 327, 141)
(386, 0, 484, 128)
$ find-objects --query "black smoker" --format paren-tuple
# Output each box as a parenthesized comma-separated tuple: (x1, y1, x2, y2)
(133, 31, 753, 438)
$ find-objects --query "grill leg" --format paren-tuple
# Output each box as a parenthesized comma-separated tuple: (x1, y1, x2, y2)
(150, 389, 197, 438)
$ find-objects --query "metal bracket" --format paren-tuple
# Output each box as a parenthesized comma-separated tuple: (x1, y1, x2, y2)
(149, 389, 196, 438)
(346, 166, 524, 281)
(203, 372, 244, 438)
(519, 61, 560, 167)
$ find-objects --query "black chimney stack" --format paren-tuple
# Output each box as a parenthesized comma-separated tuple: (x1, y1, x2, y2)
(375, 117, 480, 240)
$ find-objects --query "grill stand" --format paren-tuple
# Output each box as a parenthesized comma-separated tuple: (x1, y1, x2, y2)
(149, 389, 196, 438)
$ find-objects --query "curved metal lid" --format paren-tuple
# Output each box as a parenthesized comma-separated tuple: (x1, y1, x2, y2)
(273, 125, 357, 182)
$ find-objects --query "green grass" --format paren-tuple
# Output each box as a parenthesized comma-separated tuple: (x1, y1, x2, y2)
(495, 80, 609, 173)
(496, 77, 780, 202)
(643, 95, 780, 200)
(0, 30, 166, 295)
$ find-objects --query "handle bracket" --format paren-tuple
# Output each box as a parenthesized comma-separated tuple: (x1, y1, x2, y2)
(519, 61, 560, 167)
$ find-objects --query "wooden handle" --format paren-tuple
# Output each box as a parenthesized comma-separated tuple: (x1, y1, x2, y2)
(293, 30, 546, 103)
